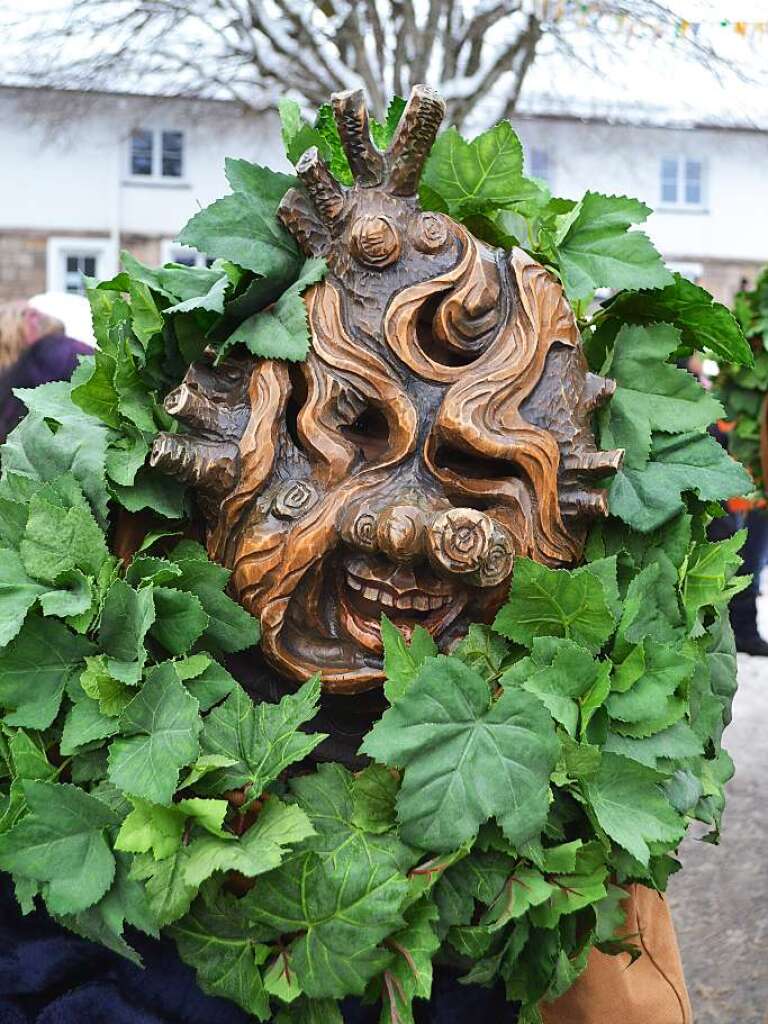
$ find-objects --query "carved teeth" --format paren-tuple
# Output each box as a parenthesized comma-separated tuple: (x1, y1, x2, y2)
(345, 572, 451, 613)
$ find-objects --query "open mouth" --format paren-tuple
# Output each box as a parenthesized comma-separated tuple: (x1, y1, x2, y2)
(339, 552, 466, 650)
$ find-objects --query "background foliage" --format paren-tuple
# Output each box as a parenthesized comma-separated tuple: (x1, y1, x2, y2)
(0, 99, 754, 1024)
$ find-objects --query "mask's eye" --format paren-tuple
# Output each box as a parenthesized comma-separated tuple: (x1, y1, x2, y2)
(434, 444, 524, 482)
(351, 215, 400, 268)
(411, 212, 448, 254)
(340, 406, 390, 460)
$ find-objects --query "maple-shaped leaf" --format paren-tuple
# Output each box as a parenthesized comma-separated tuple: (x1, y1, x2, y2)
(553, 192, 673, 301)
(600, 323, 724, 471)
(184, 798, 314, 887)
(493, 558, 615, 653)
(380, 614, 437, 703)
(168, 881, 271, 1020)
(108, 662, 201, 805)
(361, 656, 559, 851)
(583, 753, 685, 865)
(244, 844, 408, 999)
(198, 676, 324, 799)
(0, 780, 119, 915)
(129, 846, 198, 927)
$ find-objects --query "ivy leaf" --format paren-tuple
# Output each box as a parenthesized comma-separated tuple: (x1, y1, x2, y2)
(608, 639, 697, 727)
(108, 662, 201, 804)
(168, 882, 271, 1020)
(177, 165, 299, 282)
(601, 273, 753, 367)
(80, 656, 133, 717)
(20, 489, 110, 583)
(361, 656, 559, 851)
(184, 798, 314, 887)
(149, 586, 209, 656)
(0, 549, 49, 646)
(608, 431, 752, 533)
(380, 615, 437, 703)
(554, 192, 673, 301)
(219, 257, 327, 362)
(583, 752, 685, 865)
(0, 615, 94, 729)
(599, 323, 724, 470)
(165, 273, 230, 315)
(0, 780, 119, 914)
(421, 123, 547, 218)
(378, 899, 441, 1024)
(604, 721, 703, 769)
(493, 558, 615, 653)
(682, 532, 749, 634)
(99, 579, 156, 683)
(244, 845, 408, 999)
(198, 676, 324, 798)
(452, 623, 510, 682)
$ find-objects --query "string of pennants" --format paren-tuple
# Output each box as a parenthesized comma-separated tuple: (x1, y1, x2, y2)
(531, 2, 768, 37)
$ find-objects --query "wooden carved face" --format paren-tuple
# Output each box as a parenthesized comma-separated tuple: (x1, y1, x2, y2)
(151, 87, 621, 694)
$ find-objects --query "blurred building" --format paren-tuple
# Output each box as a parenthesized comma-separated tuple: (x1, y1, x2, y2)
(0, 86, 285, 302)
(0, 84, 764, 304)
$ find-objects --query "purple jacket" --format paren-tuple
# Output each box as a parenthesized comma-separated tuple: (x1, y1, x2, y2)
(0, 334, 91, 441)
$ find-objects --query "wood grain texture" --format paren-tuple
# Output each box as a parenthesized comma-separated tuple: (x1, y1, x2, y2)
(151, 84, 622, 694)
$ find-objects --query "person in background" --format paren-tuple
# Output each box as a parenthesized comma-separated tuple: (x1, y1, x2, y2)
(0, 300, 91, 441)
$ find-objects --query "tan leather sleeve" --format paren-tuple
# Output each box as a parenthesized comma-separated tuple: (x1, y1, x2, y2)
(540, 885, 692, 1024)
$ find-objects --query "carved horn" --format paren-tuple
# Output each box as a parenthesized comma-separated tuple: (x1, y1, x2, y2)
(388, 84, 446, 197)
(294, 147, 345, 225)
(331, 88, 385, 186)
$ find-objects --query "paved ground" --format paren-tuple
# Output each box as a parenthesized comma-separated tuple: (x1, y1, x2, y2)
(668, 610, 768, 1022)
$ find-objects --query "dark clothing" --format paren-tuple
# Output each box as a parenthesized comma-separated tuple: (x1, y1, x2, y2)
(0, 334, 90, 441)
(0, 876, 517, 1024)
(709, 507, 768, 643)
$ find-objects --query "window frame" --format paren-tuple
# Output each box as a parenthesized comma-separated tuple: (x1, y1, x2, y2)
(46, 236, 117, 295)
(127, 127, 187, 184)
(658, 155, 707, 211)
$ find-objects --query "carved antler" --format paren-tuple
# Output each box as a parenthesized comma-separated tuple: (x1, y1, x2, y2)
(278, 84, 445, 258)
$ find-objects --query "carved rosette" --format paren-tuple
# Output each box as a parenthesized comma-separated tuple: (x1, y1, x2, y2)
(150, 85, 622, 694)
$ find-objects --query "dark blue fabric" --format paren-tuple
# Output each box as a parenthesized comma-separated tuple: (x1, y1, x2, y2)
(709, 507, 768, 638)
(0, 877, 518, 1023)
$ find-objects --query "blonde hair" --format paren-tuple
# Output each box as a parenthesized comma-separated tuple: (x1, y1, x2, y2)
(0, 301, 66, 370)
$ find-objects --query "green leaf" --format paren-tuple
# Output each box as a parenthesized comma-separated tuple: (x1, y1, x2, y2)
(604, 721, 703, 769)
(600, 323, 724, 470)
(361, 656, 559, 851)
(682, 532, 748, 633)
(379, 899, 441, 1023)
(150, 587, 209, 656)
(608, 431, 752, 532)
(168, 883, 271, 1020)
(2, 410, 109, 527)
(198, 676, 324, 797)
(110, 467, 187, 519)
(70, 351, 121, 428)
(184, 798, 314, 887)
(20, 490, 109, 584)
(129, 847, 198, 927)
(108, 662, 201, 804)
(60, 697, 120, 755)
(0, 616, 94, 729)
(264, 951, 303, 1003)
(380, 615, 437, 703)
(554, 192, 673, 301)
(115, 796, 228, 860)
(0, 549, 48, 646)
(169, 552, 260, 653)
(0, 780, 118, 914)
(351, 763, 399, 834)
(452, 623, 509, 681)
(219, 257, 326, 362)
(99, 579, 155, 682)
(129, 281, 164, 345)
(583, 752, 685, 865)
(602, 273, 753, 367)
(177, 167, 299, 282)
(80, 656, 133, 716)
(421, 123, 547, 218)
(493, 558, 615, 653)
(244, 845, 407, 998)
(165, 273, 230, 315)
(501, 638, 606, 736)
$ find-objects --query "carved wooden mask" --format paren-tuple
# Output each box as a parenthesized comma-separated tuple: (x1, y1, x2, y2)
(151, 86, 622, 694)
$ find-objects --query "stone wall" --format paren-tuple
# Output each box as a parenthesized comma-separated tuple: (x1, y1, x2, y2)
(0, 231, 48, 301)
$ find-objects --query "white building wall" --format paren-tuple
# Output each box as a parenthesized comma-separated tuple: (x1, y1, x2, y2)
(514, 116, 768, 271)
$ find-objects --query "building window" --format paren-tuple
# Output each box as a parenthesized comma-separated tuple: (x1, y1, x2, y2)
(161, 241, 213, 267)
(660, 157, 705, 208)
(129, 129, 185, 180)
(46, 237, 116, 295)
(529, 147, 551, 185)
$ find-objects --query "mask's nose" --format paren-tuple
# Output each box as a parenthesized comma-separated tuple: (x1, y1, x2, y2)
(341, 501, 514, 586)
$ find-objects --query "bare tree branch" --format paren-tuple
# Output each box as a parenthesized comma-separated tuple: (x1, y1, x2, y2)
(0, 0, 752, 132)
